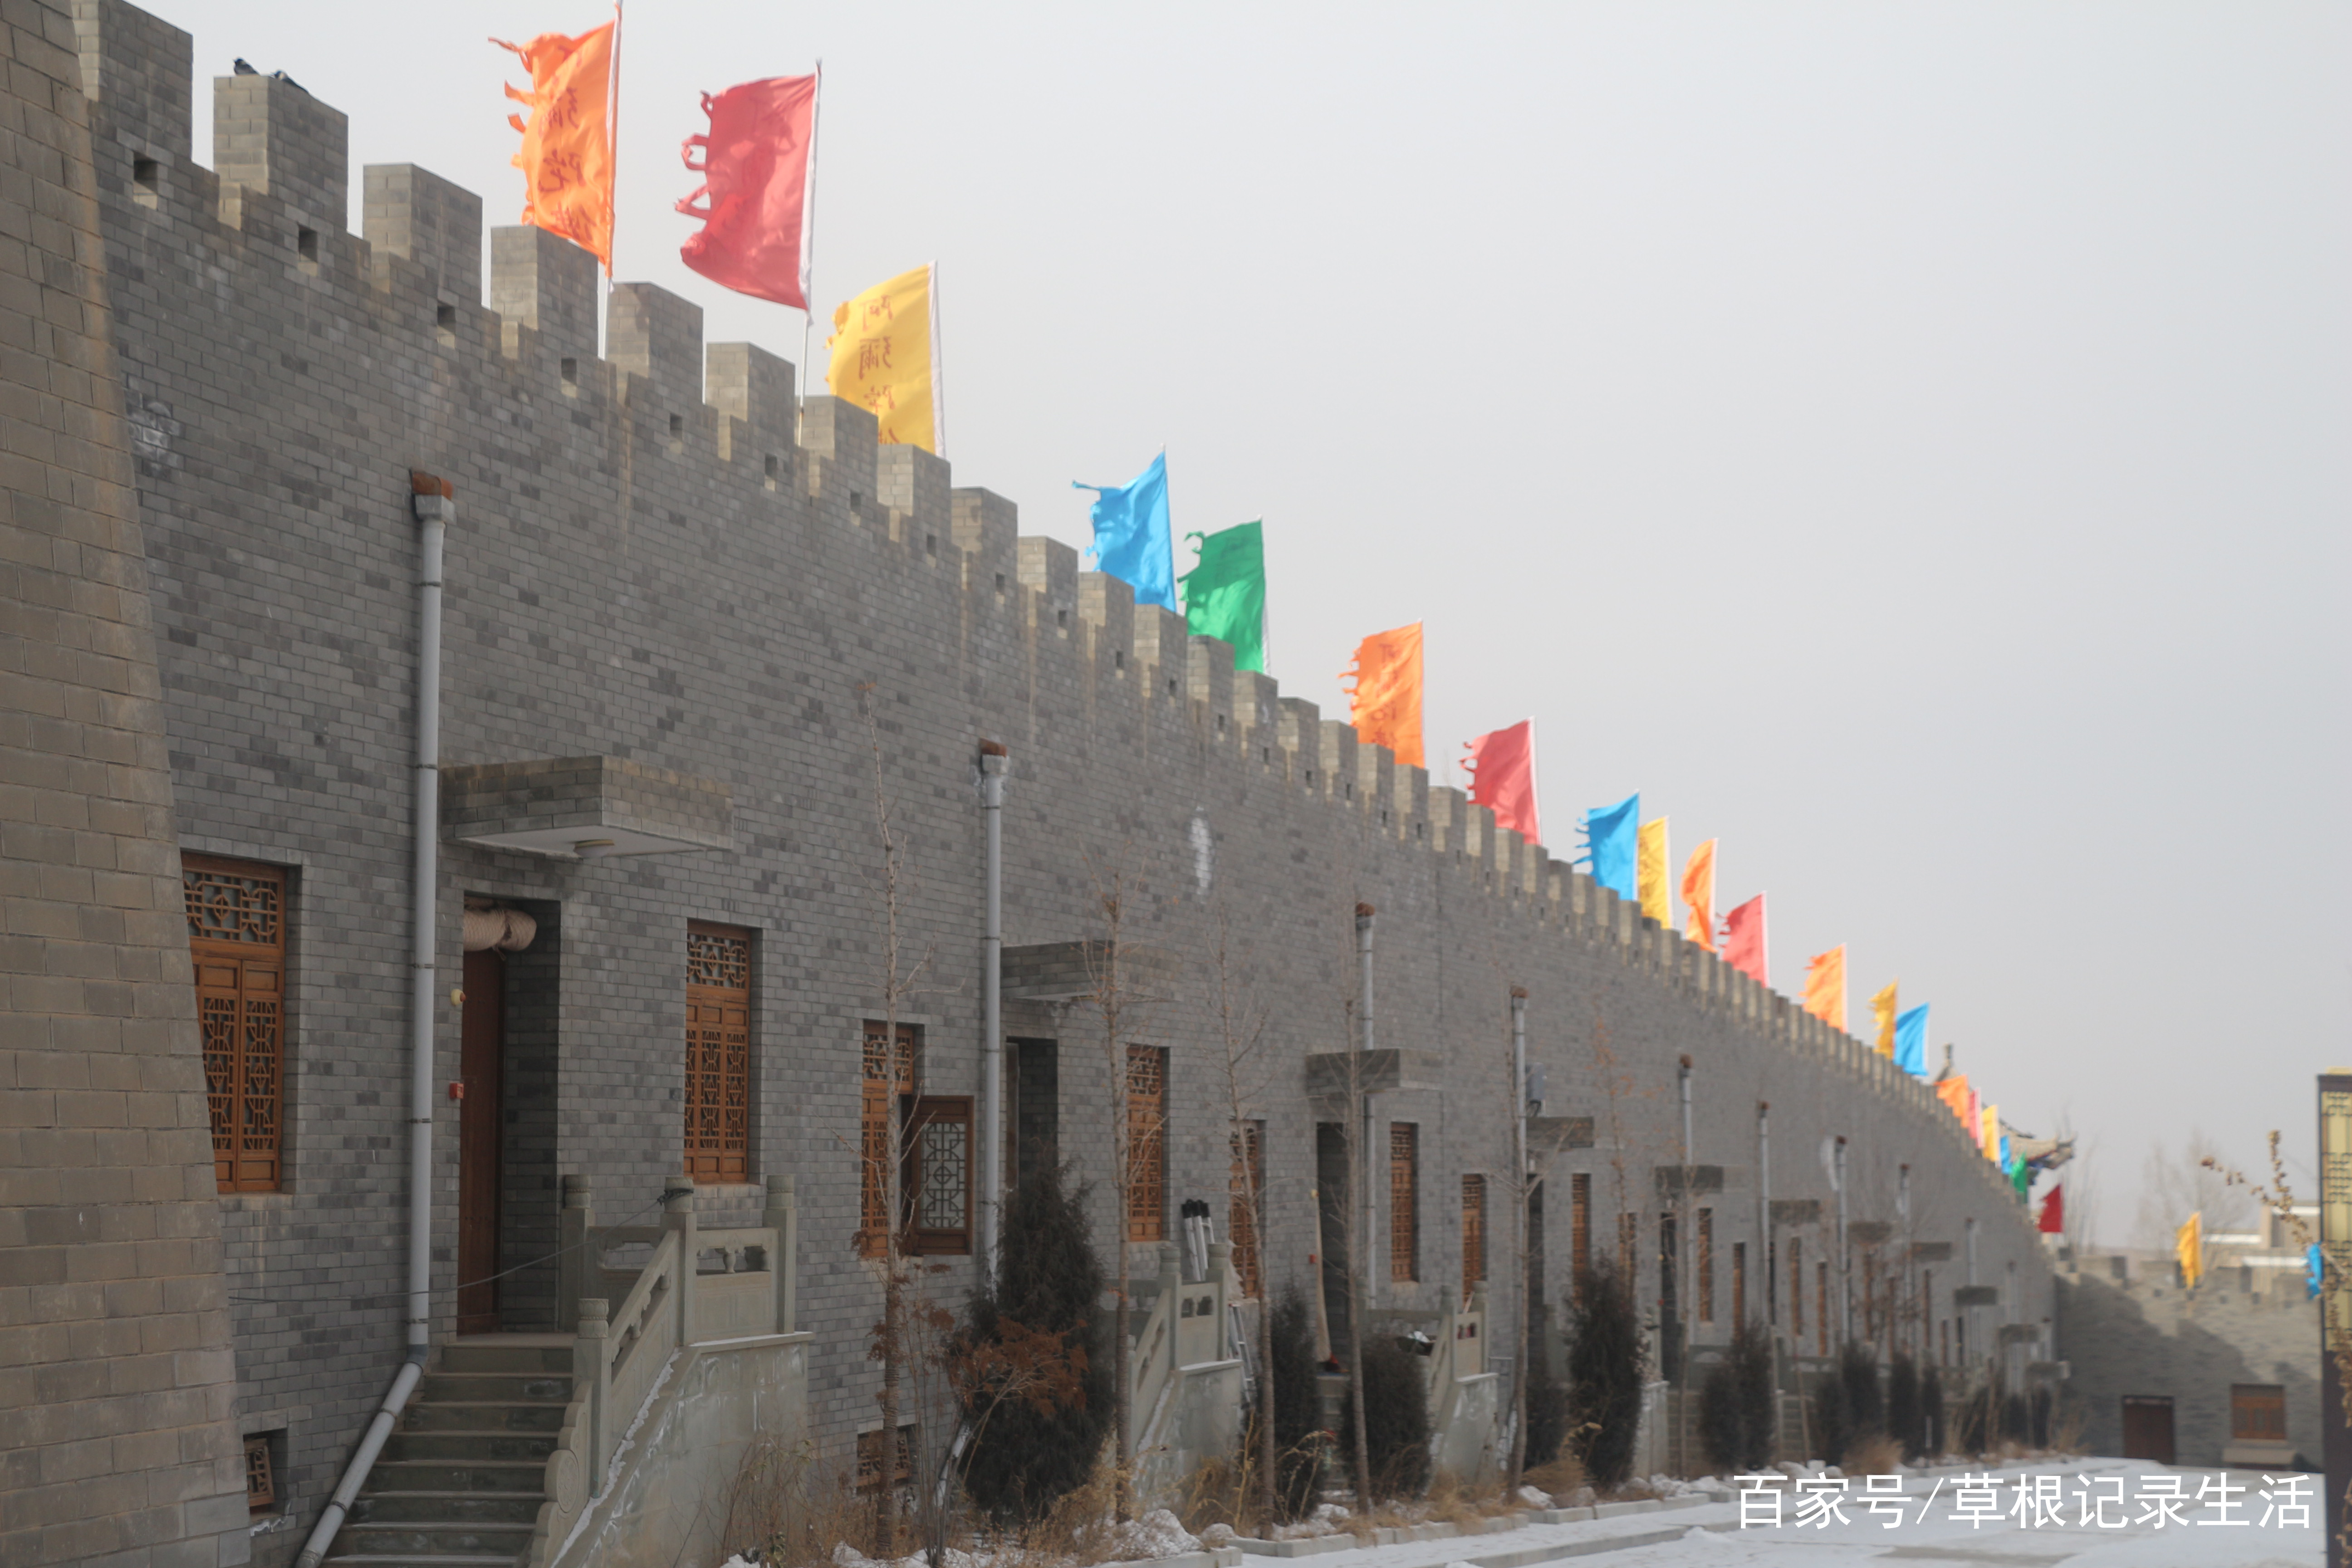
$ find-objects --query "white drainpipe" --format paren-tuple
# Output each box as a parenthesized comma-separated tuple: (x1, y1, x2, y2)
(1355, 903, 1376, 1307)
(296, 475, 449, 1568)
(977, 741, 1008, 1273)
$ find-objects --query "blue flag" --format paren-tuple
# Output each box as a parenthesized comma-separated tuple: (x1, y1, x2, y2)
(1074, 452, 1175, 611)
(1893, 1004, 1930, 1077)
(2309, 1244, 2323, 1300)
(1578, 794, 1639, 900)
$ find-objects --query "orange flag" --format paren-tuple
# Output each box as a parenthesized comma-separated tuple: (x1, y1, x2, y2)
(497, 20, 618, 271)
(1802, 944, 1847, 1031)
(1342, 622, 1424, 769)
(1681, 839, 1716, 951)
(1936, 1073, 1971, 1125)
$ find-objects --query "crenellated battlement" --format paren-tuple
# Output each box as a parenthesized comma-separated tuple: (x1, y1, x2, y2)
(70, 0, 2000, 1187)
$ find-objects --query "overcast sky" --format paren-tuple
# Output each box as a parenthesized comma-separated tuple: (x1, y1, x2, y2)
(162, 1, 2349, 1245)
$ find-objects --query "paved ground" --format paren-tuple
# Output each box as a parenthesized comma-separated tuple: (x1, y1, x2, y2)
(1259, 1460, 2321, 1568)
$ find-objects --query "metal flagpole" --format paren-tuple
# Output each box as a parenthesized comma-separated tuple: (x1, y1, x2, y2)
(797, 61, 824, 445)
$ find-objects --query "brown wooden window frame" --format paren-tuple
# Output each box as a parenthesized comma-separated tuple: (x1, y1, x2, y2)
(1569, 1172, 1591, 1302)
(2230, 1383, 2287, 1443)
(901, 1094, 973, 1256)
(1389, 1123, 1419, 1284)
(856, 1423, 917, 1493)
(684, 922, 753, 1182)
(185, 854, 287, 1194)
(858, 1022, 918, 1258)
(1125, 1045, 1167, 1243)
(1696, 1208, 1715, 1323)
(244, 1433, 276, 1513)
(1230, 1121, 1266, 1300)
(1460, 1172, 1487, 1304)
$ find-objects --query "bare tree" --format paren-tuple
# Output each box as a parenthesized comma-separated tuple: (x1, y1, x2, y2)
(1083, 851, 1167, 1523)
(853, 686, 936, 1552)
(2132, 1130, 2252, 1255)
(1205, 900, 1280, 1525)
(2057, 1124, 2100, 1258)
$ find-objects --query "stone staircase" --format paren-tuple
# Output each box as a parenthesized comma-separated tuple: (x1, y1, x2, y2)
(324, 1336, 571, 1568)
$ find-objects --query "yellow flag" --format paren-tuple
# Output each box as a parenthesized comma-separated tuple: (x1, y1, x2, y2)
(1637, 818, 1669, 926)
(826, 264, 940, 452)
(2176, 1211, 2202, 1289)
(1981, 1103, 1999, 1161)
(1681, 839, 1716, 951)
(1802, 944, 1847, 1032)
(1871, 980, 1899, 1058)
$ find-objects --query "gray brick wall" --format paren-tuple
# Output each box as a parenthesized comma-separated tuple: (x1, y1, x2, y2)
(59, 0, 2060, 1554)
(1, 2, 248, 1562)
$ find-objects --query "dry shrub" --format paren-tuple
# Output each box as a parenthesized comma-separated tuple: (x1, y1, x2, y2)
(1522, 1452, 1586, 1499)
(1176, 1435, 1255, 1537)
(986, 1447, 1166, 1568)
(722, 1438, 889, 1568)
(1841, 1433, 1903, 1480)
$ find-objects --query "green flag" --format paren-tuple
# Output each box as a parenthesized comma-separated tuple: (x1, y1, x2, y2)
(1178, 520, 1267, 672)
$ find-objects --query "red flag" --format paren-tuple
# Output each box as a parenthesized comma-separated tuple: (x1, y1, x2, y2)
(1462, 719, 1539, 844)
(677, 73, 818, 309)
(2038, 1184, 2064, 1235)
(1722, 894, 1767, 984)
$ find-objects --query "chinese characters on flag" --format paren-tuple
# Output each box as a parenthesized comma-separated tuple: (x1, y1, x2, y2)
(496, 22, 617, 271)
(827, 265, 940, 452)
(677, 74, 818, 310)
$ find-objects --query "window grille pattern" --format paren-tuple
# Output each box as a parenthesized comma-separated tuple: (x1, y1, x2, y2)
(684, 923, 752, 1181)
(1389, 1124, 1418, 1282)
(1460, 1174, 1487, 1304)
(186, 857, 285, 1192)
(858, 1022, 918, 1257)
(1570, 1173, 1591, 1302)
(185, 864, 282, 946)
(244, 1434, 275, 1512)
(1696, 1209, 1714, 1323)
(2231, 1383, 2287, 1442)
(1125, 1046, 1166, 1242)
(1230, 1122, 1265, 1300)
(902, 1097, 971, 1254)
(856, 1424, 916, 1492)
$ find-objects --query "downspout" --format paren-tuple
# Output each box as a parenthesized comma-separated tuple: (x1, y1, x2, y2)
(1356, 903, 1376, 1308)
(1898, 1164, 1912, 1357)
(297, 474, 449, 1568)
(977, 741, 1008, 1274)
(1509, 988, 1529, 1406)
(1757, 1100, 1772, 1333)
(1675, 1055, 1692, 1382)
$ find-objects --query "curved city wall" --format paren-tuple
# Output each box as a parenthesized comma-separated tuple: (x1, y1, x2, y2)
(65, 0, 2053, 1551)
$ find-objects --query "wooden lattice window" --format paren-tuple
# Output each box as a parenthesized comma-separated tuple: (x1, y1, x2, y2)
(1125, 1045, 1166, 1242)
(856, 1424, 916, 1492)
(1817, 1261, 1830, 1355)
(1570, 1173, 1591, 1303)
(244, 1434, 275, 1512)
(185, 856, 285, 1193)
(902, 1096, 972, 1255)
(1461, 1174, 1486, 1304)
(1696, 1209, 1714, 1323)
(1791, 1236, 1805, 1339)
(2231, 1383, 2287, 1442)
(858, 1022, 918, 1258)
(1732, 1241, 1747, 1329)
(684, 923, 752, 1181)
(1387, 1124, 1418, 1282)
(1230, 1122, 1266, 1300)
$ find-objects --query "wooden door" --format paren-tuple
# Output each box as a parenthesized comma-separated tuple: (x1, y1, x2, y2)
(457, 947, 504, 1334)
(2121, 1396, 2176, 1465)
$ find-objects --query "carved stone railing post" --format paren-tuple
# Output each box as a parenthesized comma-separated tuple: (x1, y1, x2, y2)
(577, 1298, 610, 1487)
(558, 1174, 592, 1333)
(666, 1175, 697, 1346)
(764, 1172, 796, 1334)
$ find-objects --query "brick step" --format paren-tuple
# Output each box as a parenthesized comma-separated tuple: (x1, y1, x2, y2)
(402, 1401, 567, 1434)
(333, 1520, 535, 1558)
(348, 1490, 543, 1526)
(383, 1430, 558, 1464)
(439, 1339, 573, 1375)
(419, 1372, 573, 1404)
(364, 1459, 548, 1494)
